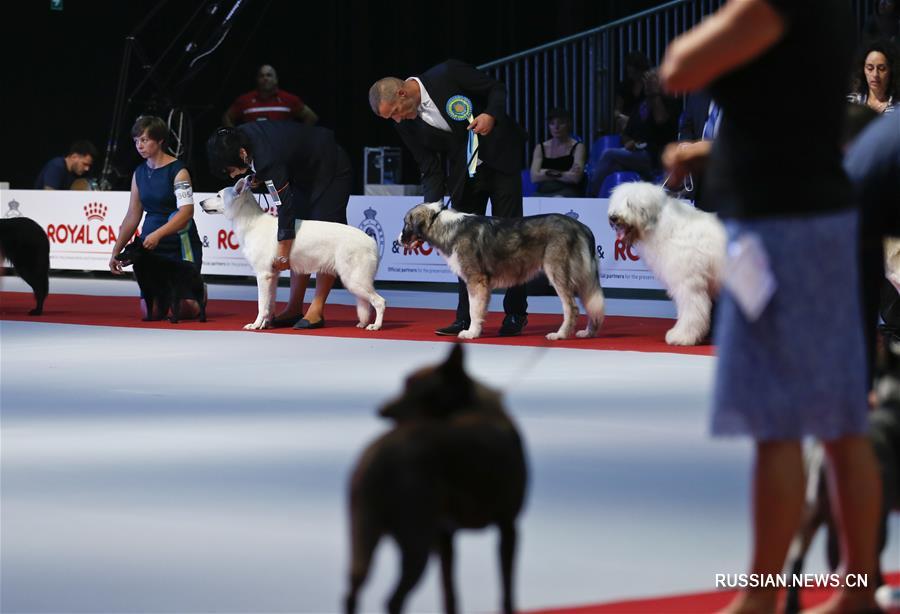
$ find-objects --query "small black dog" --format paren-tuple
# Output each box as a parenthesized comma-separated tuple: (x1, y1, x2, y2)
(345, 344, 528, 614)
(784, 338, 900, 613)
(115, 236, 207, 323)
(0, 217, 50, 315)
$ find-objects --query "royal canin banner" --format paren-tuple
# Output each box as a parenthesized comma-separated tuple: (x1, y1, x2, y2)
(0, 189, 663, 290)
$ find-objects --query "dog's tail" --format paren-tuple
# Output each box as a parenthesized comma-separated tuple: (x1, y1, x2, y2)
(580, 226, 606, 336)
(583, 289, 605, 332)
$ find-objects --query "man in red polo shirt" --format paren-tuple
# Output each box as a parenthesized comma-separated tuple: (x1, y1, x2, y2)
(222, 64, 318, 126)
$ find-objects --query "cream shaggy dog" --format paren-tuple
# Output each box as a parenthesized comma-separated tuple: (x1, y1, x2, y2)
(608, 182, 726, 346)
(204, 177, 385, 331)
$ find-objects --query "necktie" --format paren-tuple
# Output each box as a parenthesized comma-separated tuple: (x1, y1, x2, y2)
(702, 101, 720, 141)
(467, 116, 479, 178)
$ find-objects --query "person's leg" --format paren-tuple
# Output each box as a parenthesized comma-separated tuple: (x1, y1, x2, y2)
(179, 299, 200, 319)
(275, 272, 309, 320)
(302, 273, 336, 324)
(451, 175, 489, 326)
(805, 435, 881, 613)
(589, 148, 623, 195)
(723, 440, 804, 614)
(487, 168, 528, 321)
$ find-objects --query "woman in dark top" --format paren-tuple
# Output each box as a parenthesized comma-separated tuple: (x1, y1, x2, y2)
(207, 121, 352, 329)
(847, 38, 899, 114)
(529, 108, 586, 197)
(661, 1, 880, 612)
(109, 116, 203, 319)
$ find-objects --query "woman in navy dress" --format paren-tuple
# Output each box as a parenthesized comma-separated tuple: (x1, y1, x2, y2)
(109, 115, 204, 319)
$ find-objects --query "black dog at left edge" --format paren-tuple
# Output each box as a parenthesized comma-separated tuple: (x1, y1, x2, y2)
(345, 344, 528, 614)
(0, 217, 50, 315)
(116, 236, 206, 323)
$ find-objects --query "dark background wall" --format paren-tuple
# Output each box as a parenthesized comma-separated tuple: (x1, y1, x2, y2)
(1, 0, 672, 192)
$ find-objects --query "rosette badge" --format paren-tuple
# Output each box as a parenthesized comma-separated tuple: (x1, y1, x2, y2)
(446, 95, 473, 121)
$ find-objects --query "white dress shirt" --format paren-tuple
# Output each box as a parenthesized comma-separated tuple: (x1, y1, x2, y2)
(408, 77, 451, 132)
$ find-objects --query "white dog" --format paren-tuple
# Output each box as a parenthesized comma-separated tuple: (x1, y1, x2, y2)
(608, 182, 725, 346)
(205, 177, 385, 331)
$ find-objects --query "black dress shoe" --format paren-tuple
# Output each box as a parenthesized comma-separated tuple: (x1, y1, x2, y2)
(499, 314, 528, 337)
(435, 319, 470, 336)
(293, 317, 325, 330)
(271, 314, 302, 328)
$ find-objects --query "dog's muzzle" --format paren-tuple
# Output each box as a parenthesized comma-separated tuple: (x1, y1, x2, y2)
(200, 195, 225, 214)
(398, 228, 421, 250)
(609, 218, 635, 246)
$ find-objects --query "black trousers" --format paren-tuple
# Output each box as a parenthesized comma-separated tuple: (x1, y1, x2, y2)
(453, 164, 528, 321)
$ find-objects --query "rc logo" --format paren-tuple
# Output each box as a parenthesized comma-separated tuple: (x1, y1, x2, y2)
(83, 202, 108, 222)
(392, 239, 434, 256)
(5, 200, 22, 218)
(358, 206, 385, 262)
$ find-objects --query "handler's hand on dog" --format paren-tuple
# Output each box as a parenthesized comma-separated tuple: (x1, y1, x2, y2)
(142, 232, 160, 250)
(109, 256, 124, 275)
(468, 113, 495, 135)
(272, 257, 291, 272)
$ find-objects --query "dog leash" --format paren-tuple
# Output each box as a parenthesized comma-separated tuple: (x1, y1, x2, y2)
(497, 339, 552, 396)
(443, 140, 480, 211)
(661, 171, 694, 196)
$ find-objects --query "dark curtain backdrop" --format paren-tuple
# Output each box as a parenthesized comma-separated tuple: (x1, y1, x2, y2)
(1, 0, 670, 192)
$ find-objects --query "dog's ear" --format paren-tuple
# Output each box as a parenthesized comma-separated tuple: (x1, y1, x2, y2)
(442, 343, 465, 375)
(234, 176, 248, 195)
(439, 343, 474, 401)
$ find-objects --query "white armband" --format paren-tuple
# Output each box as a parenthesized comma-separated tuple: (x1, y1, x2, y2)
(174, 180, 194, 207)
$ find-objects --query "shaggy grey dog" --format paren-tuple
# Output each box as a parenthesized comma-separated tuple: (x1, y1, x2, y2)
(400, 202, 605, 340)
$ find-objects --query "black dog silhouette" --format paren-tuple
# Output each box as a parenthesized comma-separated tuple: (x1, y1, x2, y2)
(0, 217, 50, 315)
(116, 236, 206, 323)
(345, 344, 528, 614)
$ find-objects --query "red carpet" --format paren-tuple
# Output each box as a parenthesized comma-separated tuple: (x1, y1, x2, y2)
(529, 573, 899, 614)
(1, 291, 713, 355)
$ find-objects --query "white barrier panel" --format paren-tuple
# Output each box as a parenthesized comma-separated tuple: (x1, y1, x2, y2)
(1, 189, 662, 291)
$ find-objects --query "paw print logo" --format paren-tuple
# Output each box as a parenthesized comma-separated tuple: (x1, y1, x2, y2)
(83, 202, 108, 222)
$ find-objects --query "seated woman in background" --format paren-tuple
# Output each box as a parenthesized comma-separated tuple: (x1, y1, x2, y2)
(108, 115, 204, 319)
(847, 38, 898, 113)
(529, 108, 586, 197)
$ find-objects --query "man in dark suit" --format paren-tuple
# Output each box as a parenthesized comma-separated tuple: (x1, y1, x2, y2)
(369, 59, 530, 336)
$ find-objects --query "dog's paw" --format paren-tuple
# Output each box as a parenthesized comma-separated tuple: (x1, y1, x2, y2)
(457, 329, 480, 340)
(546, 332, 569, 341)
(243, 319, 271, 330)
(665, 328, 700, 346)
(575, 329, 593, 339)
(365, 323, 381, 331)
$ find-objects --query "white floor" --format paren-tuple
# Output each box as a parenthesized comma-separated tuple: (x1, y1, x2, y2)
(1, 279, 896, 614)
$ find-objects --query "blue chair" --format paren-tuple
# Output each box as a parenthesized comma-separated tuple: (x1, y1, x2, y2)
(599, 171, 642, 198)
(522, 169, 538, 197)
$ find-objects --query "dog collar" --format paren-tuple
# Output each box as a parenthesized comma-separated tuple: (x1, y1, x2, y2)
(426, 207, 443, 233)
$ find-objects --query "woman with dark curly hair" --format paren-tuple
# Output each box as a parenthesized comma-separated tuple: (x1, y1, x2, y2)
(848, 39, 898, 113)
